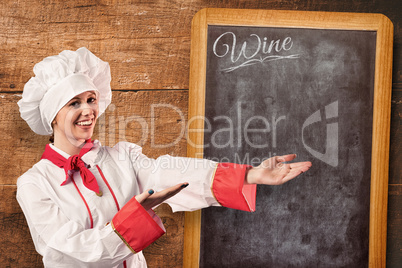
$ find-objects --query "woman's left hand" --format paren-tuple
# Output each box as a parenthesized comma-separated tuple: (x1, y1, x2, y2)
(135, 183, 189, 211)
(245, 154, 312, 185)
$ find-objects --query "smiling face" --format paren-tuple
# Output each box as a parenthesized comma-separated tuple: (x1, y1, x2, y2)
(53, 91, 99, 155)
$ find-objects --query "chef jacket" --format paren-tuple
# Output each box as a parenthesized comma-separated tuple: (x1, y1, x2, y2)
(17, 140, 256, 267)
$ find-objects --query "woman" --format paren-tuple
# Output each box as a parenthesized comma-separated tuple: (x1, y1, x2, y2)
(17, 47, 312, 267)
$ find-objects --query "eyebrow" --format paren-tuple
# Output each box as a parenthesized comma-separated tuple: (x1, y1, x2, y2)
(86, 91, 97, 98)
(68, 92, 97, 102)
(67, 97, 80, 104)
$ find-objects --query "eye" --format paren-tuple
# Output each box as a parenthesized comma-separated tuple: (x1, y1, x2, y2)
(69, 101, 80, 108)
(88, 97, 97, 104)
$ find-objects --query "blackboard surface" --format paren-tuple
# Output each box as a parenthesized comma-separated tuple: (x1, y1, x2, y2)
(200, 25, 376, 267)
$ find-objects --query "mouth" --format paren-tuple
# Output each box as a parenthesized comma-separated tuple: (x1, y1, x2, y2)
(75, 119, 94, 127)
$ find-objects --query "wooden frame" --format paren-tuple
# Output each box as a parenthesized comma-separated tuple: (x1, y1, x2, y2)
(184, 8, 393, 267)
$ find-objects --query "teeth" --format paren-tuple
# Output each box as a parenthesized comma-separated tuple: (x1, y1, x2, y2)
(77, 120, 92, 126)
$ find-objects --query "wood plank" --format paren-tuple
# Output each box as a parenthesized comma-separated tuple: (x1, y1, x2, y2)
(0, 0, 197, 92)
(143, 204, 185, 267)
(0, 90, 188, 267)
(0, 94, 49, 183)
(0, 185, 43, 267)
(0, 0, 401, 267)
(0, 37, 192, 91)
(387, 185, 402, 267)
(1, 0, 400, 92)
(0, 90, 188, 185)
(389, 91, 401, 184)
(0, 185, 184, 268)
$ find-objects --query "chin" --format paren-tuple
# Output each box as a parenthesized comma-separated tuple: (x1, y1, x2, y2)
(80, 134, 94, 142)
(73, 131, 94, 143)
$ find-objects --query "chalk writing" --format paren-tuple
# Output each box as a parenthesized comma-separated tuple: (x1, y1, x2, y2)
(212, 32, 299, 72)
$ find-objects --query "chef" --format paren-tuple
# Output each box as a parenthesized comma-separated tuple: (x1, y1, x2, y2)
(16, 47, 311, 267)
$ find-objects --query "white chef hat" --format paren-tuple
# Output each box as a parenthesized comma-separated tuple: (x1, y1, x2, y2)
(18, 47, 112, 135)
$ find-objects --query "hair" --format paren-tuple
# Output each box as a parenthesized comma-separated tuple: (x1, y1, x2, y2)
(50, 120, 55, 143)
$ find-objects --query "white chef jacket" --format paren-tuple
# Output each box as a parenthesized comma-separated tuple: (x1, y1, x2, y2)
(16, 140, 255, 267)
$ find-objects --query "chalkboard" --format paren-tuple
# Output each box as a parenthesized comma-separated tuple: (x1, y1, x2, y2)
(184, 9, 393, 268)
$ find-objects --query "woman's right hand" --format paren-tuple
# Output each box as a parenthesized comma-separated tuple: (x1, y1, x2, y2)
(135, 183, 189, 211)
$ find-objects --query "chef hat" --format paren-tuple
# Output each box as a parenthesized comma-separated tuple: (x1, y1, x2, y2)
(18, 47, 112, 135)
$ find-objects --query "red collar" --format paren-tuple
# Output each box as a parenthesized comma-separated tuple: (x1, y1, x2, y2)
(41, 140, 101, 195)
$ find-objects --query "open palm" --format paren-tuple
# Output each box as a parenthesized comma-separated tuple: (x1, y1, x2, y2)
(246, 154, 312, 185)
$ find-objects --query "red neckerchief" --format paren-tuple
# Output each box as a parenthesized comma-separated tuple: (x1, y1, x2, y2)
(41, 140, 101, 195)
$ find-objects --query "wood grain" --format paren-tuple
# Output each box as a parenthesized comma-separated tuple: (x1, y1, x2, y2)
(0, 90, 188, 267)
(389, 91, 401, 185)
(386, 185, 402, 266)
(369, 13, 394, 268)
(0, 0, 400, 267)
(0, 0, 196, 92)
(0, 90, 188, 185)
(0, 185, 43, 267)
(0, 186, 185, 268)
(2, 0, 400, 93)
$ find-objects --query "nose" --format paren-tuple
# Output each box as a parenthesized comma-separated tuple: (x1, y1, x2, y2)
(81, 103, 95, 117)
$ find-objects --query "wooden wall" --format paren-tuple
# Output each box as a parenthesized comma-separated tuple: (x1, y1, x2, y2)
(0, 0, 400, 267)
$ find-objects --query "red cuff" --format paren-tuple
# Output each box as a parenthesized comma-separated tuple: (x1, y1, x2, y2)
(111, 197, 165, 253)
(212, 163, 257, 212)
